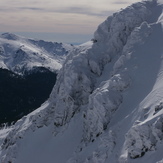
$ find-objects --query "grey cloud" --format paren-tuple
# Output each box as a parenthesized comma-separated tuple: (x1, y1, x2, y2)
(49, 6, 114, 17)
(0, 6, 44, 13)
(0, 7, 13, 12)
(17, 7, 44, 11)
(112, 1, 129, 4)
(17, 5, 114, 17)
(0, 5, 114, 18)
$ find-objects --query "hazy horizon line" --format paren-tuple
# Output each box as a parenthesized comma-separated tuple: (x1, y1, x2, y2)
(0, 31, 93, 45)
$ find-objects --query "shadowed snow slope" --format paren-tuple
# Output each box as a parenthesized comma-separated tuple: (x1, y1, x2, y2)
(0, 0, 163, 163)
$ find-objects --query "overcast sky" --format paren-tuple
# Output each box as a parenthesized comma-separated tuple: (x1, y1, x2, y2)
(0, 0, 140, 44)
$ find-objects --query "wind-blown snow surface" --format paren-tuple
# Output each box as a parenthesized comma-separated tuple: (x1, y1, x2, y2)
(0, 0, 163, 163)
(0, 33, 73, 74)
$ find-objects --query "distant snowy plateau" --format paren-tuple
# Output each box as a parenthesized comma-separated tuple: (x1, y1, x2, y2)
(0, 0, 163, 163)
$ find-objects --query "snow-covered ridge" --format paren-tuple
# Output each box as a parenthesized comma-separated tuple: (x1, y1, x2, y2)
(0, 0, 163, 163)
(0, 33, 74, 74)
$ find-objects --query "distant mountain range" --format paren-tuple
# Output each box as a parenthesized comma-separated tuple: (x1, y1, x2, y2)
(0, 32, 74, 74)
(0, 33, 74, 124)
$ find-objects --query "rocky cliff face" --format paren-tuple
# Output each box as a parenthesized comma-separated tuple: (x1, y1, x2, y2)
(0, 1, 163, 163)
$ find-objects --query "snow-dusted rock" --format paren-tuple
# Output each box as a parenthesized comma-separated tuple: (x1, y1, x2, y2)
(83, 74, 130, 142)
(126, 115, 163, 159)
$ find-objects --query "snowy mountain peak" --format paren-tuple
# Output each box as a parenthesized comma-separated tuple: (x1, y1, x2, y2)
(0, 1, 163, 163)
(0, 33, 74, 74)
(1, 32, 22, 41)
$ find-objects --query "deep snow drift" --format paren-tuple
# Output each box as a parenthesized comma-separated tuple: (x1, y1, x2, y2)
(0, 0, 163, 163)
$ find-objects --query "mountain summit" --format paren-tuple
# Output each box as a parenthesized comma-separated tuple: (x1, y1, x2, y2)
(0, 32, 73, 74)
(0, 0, 163, 163)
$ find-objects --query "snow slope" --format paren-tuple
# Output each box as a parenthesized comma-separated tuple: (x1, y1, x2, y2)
(0, 33, 74, 74)
(0, 0, 163, 163)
